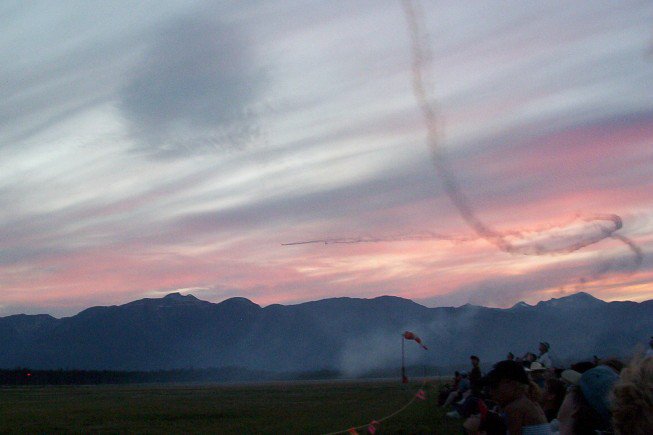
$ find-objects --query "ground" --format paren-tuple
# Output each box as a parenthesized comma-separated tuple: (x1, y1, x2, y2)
(0, 379, 462, 434)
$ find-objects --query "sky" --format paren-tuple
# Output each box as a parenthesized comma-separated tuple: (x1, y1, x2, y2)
(1, 0, 653, 317)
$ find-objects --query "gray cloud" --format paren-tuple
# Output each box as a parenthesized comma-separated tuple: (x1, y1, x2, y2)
(120, 16, 264, 156)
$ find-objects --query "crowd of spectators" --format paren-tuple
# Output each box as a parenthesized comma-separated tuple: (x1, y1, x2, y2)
(438, 337, 653, 434)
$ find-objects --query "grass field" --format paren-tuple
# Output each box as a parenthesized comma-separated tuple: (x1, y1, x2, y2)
(0, 379, 461, 434)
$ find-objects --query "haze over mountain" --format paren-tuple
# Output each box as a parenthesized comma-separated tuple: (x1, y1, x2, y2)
(1, 292, 650, 375)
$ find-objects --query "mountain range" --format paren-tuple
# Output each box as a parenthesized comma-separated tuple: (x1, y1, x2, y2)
(1, 292, 651, 374)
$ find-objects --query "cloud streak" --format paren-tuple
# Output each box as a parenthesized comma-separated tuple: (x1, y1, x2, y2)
(1, 1, 652, 315)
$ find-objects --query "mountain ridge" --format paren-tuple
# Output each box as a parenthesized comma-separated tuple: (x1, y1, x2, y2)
(1, 291, 650, 373)
(1, 290, 620, 319)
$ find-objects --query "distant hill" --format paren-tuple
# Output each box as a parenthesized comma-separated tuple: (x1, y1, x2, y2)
(1, 292, 651, 374)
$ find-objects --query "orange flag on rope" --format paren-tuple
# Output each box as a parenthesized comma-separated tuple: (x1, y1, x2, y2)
(415, 389, 427, 400)
(347, 428, 359, 435)
(403, 331, 428, 350)
(367, 420, 379, 434)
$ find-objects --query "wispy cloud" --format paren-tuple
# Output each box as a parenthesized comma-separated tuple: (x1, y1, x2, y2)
(1, 0, 652, 315)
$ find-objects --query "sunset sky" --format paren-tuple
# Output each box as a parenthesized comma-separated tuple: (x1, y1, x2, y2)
(2, 0, 652, 317)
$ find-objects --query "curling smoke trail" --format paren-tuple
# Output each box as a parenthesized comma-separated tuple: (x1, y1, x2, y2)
(396, 0, 642, 265)
(284, 0, 642, 272)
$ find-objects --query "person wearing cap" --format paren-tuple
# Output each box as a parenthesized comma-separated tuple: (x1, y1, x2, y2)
(537, 342, 552, 369)
(556, 365, 618, 434)
(482, 360, 550, 434)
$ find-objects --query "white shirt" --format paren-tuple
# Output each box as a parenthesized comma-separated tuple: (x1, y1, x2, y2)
(537, 351, 552, 368)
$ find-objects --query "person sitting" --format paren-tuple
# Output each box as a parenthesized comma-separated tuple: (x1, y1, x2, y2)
(521, 352, 537, 368)
(611, 355, 653, 434)
(453, 370, 462, 389)
(482, 360, 550, 434)
(448, 355, 485, 419)
(443, 371, 469, 409)
(438, 371, 462, 406)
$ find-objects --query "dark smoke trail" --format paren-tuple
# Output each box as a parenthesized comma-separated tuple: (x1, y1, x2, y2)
(283, 0, 642, 276)
(282, 231, 476, 246)
(612, 234, 644, 269)
(400, 0, 642, 264)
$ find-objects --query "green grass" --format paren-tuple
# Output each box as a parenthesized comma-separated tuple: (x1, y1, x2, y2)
(0, 380, 461, 434)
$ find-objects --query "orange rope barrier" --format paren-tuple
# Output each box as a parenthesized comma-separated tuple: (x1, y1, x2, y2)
(321, 381, 430, 435)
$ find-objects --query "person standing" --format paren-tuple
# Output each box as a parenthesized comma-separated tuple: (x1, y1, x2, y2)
(469, 355, 482, 395)
(537, 342, 553, 368)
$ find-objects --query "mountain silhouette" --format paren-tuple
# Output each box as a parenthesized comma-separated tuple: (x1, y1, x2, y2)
(0, 292, 650, 373)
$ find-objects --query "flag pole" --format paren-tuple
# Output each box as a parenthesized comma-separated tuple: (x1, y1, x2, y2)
(401, 335, 407, 383)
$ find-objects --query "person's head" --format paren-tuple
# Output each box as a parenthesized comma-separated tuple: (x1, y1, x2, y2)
(557, 386, 611, 435)
(482, 360, 530, 406)
(611, 356, 653, 435)
(558, 369, 618, 435)
(525, 352, 537, 363)
(507, 352, 514, 360)
(470, 355, 480, 367)
(579, 365, 619, 427)
(539, 342, 550, 354)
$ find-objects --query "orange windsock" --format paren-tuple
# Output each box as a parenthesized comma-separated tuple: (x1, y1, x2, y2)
(403, 331, 428, 350)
